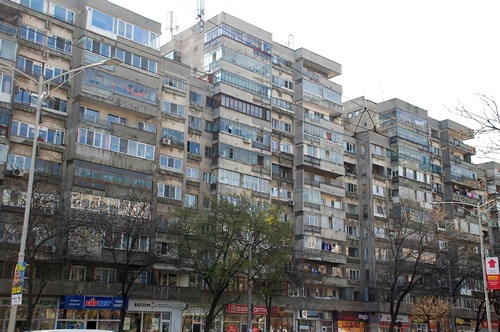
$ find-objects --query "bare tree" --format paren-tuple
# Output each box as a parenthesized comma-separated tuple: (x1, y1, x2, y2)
(1, 178, 76, 330)
(376, 199, 447, 332)
(453, 94, 500, 156)
(251, 207, 294, 332)
(173, 193, 292, 332)
(70, 188, 156, 332)
(411, 296, 451, 332)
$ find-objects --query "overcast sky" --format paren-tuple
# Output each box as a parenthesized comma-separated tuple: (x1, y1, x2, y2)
(110, 0, 500, 161)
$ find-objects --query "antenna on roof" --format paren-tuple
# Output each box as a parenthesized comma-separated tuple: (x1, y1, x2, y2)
(197, 0, 205, 29)
(167, 11, 178, 39)
(287, 34, 294, 49)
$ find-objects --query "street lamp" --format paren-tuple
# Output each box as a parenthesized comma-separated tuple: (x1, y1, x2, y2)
(0, 57, 120, 332)
(432, 197, 498, 332)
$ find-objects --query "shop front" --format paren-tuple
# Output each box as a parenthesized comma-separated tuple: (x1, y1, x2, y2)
(0, 297, 58, 331)
(297, 310, 321, 332)
(223, 304, 293, 332)
(377, 314, 410, 332)
(125, 299, 185, 332)
(57, 295, 124, 330)
(454, 318, 473, 332)
(336, 312, 368, 332)
(480, 319, 499, 332)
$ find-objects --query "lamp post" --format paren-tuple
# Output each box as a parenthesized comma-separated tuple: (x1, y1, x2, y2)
(432, 197, 498, 332)
(0, 57, 120, 332)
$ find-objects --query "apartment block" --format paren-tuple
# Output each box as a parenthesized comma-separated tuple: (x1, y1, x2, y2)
(0, 1, 496, 332)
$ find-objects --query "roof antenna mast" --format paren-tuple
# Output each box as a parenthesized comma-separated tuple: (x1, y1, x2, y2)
(197, 0, 205, 29)
(167, 11, 178, 40)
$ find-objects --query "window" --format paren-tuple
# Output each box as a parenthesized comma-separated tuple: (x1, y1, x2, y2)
(162, 128, 184, 143)
(344, 142, 356, 154)
(80, 107, 99, 123)
(159, 155, 183, 172)
(347, 269, 360, 280)
(21, 0, 44, 11)
(89, 8, 159, 48)
(203, 172, 210, 183)
(158, 183, 181, 200)
(47, 35, 72, 54)
(49, 3, 75, 23)
(304, 189, 321, 204)
(95, 268, 116, 282)
(345, 183, 357, 193)
(78, 128, 155, 160)
(162, 101, 185, 118)
(374, 227, 385, 238)
(159, 273, 178, 286)
(373, 185, 385, 197)
(44, 97, 67, 113)
(43, 64, 68, 83)
(84, 68, 157, 103)
(11, 120, 64, 145)
(438, 240, 448, 251)
(164, 75, 186, 91)
(242, 174, 270, 193)
(67, 266, 86, 281)
(305, 214, 319, 227)
(138, 121, 156, 133)
(372, 144, 384, 156)
(186, 167, 200, 180)
(185, 194, 198, 208)
(20, 24, 45, 45)
(189, 116, 202, 130)
(0, 38, 16, 61)
(133, 271, 149, 284)
(346, 225, 358, 237)
(108, 114, 127, 126)
(17, 56, 42, 77)
(187, 141, 201, 155)
(347, 247, 359, 257)
(189, 91, 202, 106)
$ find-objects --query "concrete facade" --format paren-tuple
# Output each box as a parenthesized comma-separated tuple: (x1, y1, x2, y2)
(0, 1, 497, 332)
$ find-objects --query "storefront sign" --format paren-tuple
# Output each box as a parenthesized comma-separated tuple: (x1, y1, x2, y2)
(486, 257, 500, 290)
(226, 304, 280, 315)
(128, 299, 186, 311)
(59, 295, 124, 309)
(301, 310, 321, 319)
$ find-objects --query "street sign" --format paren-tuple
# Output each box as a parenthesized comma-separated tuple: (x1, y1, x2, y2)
(485, 257, 500, 290)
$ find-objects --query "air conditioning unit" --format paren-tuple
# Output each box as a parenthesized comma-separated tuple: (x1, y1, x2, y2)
(161, 138, 172, 145)
(244, 138, 252, 144)
(12, 169, 24, 177)
(288, 200, 294, 206)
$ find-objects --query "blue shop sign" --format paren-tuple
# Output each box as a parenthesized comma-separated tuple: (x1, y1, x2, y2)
(60, 296, 124, 309)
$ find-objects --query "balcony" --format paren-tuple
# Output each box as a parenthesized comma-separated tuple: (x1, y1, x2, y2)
(0, 21, 17, 37)
(303, 248, 346, 264)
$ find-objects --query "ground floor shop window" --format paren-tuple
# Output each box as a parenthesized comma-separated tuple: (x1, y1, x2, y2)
(56, 308, 120, 330)
(183, 314, 206, 332)
(410, 323, 428, 332)
(297, 320, 316, 332)
(270, 314, 293, 332)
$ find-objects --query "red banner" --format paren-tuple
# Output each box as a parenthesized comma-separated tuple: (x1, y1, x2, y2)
(226, 304, 281, 315)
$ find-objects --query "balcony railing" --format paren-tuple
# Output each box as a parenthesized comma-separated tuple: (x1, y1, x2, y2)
(303, 248, 346, 264)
